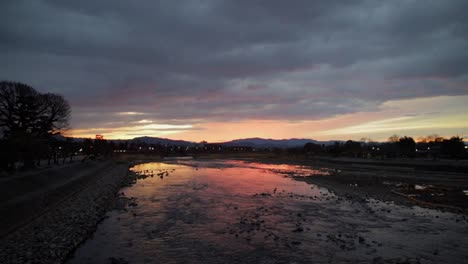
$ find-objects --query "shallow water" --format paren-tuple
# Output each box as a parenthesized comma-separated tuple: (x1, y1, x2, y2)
(68, 160, 468, 264)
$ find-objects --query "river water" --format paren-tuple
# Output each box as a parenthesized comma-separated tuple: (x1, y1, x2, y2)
(68, 160, 468, 264)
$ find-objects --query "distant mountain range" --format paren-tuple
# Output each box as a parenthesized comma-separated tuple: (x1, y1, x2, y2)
(221, 138, 324, 148)
(60, 135, 468, 149)
(134, 137, 343, 148)
(130, 136, 196, 146)
(57, 135, 195, 146)
(61, 135, 342, 148)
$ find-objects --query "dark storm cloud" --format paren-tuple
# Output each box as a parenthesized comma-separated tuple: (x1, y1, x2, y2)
(1, 0, 467, 128)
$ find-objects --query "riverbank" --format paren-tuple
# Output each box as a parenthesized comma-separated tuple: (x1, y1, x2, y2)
(0, 159, 113, 236)
(0, 160, 131, 264)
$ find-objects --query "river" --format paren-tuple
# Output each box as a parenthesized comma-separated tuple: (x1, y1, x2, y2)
(67, 159, 468, 264)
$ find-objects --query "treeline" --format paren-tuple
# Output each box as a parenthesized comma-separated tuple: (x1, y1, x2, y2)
(302, 135, 466, 159)
(108, 141, 252, 156)
(108, 135, 466, 160)
(0, 81, 71, 172)
(77, 135, 466, 160)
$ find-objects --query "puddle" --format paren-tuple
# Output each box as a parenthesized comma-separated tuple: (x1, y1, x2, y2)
(67, 160, 468, 264)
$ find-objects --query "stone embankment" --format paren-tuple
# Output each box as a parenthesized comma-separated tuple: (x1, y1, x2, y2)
(0, 160, 135, 264)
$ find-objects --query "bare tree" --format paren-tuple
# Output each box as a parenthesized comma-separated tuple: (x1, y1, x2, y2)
(0, 82, 39, 137)
(0, 81, 71, 169)
(388, 134, 400, 143)
(0, 82, 70, 138)
(36, 93, 71, 136)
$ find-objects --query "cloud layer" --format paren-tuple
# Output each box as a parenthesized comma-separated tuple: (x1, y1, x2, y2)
(1, 0, 467, 138)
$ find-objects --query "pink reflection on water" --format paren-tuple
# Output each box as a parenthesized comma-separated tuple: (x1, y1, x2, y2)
(68, 160, 468, 264)
(122, 161, 335, 255)
(129, 160, 331, 197)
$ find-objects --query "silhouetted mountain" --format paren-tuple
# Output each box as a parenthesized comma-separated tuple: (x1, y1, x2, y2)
(64, 135, 343, 148)
(221, 138, 320, 148)
(60, 136, 194, 146)
(131, 136, 195, 146)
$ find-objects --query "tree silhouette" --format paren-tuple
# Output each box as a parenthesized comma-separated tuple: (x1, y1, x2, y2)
(0, 81, 70, 137)
(397, 136, 416, 157)
(303, 142, 322, 154)
(344, 140, 362, 157)
(441, 136, 464, 159)
(0, 81, 71, 170)
(388, 134, 400, 143)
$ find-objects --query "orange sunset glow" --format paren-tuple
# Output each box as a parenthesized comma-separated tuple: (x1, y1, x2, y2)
(66, 95, 468, 142)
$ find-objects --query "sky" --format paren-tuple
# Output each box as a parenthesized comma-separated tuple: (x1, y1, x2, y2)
(1, 0, 467, 142)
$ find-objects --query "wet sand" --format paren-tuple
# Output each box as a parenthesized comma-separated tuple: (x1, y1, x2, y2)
(67, 160, 468, 264)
